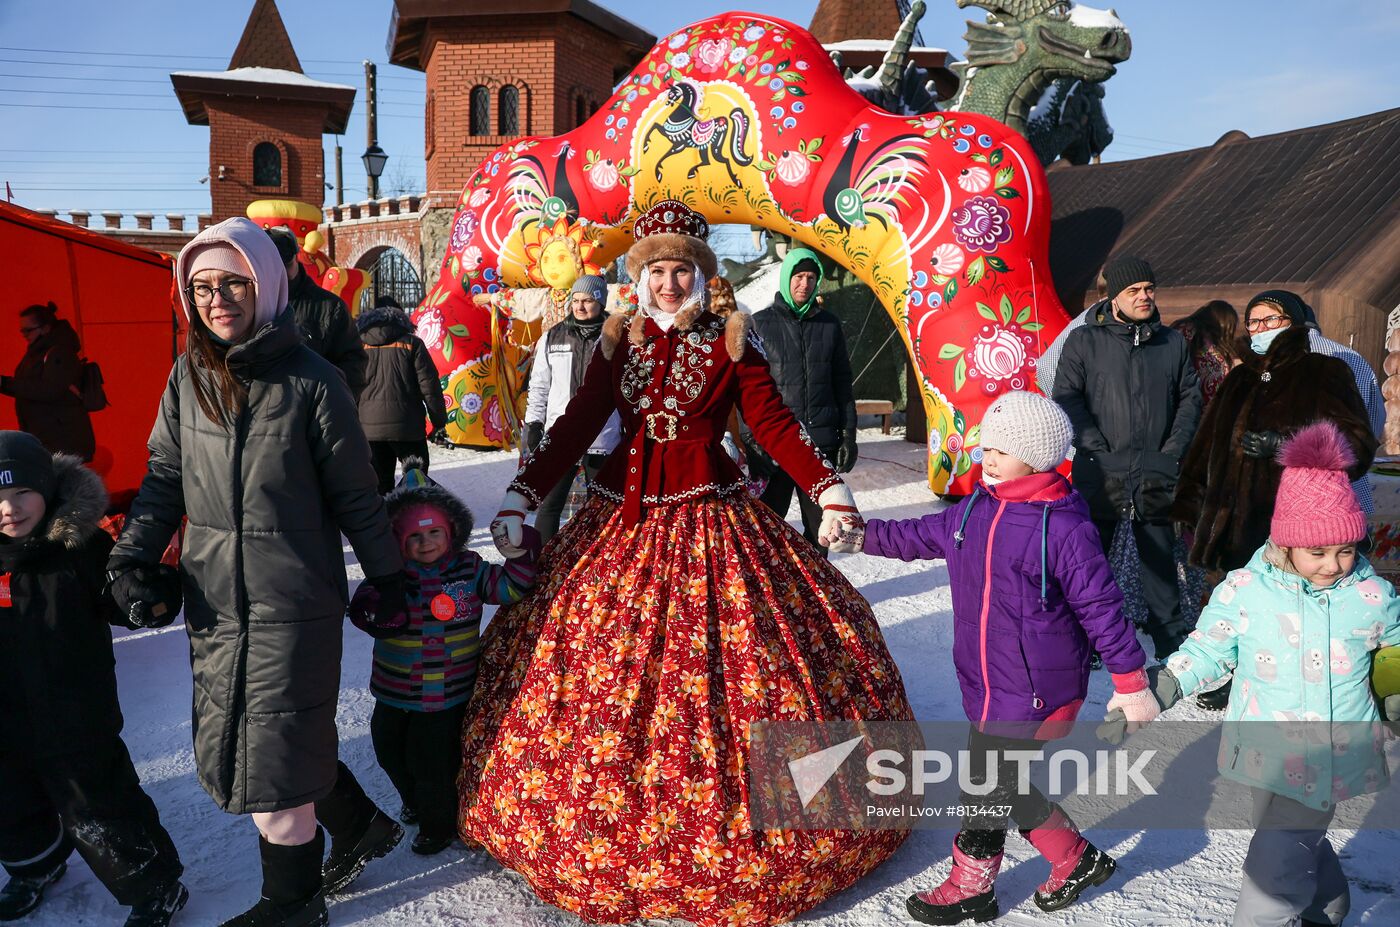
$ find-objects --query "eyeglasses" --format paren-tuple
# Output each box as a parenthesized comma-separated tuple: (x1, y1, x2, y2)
(187, 279, 251, 307)
(1244, 315, 1289, 332)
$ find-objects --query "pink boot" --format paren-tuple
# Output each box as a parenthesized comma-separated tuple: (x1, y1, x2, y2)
(1022, 807, 1116, 912)
(905, 832, 1002, 925)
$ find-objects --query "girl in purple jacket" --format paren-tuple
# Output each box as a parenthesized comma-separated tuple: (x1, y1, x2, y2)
(828, 391, 1158, 925)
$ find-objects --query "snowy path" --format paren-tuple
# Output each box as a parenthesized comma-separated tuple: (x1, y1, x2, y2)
(29, 432, 1400, 925)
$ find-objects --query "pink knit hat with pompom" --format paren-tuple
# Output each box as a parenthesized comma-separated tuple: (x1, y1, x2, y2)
(1270, 421, 1367, 547)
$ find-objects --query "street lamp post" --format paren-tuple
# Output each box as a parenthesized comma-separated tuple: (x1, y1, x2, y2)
(362, 60, 387, 199)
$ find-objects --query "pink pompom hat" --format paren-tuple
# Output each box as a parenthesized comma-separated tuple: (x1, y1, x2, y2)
(1270, 421, 1367, 547)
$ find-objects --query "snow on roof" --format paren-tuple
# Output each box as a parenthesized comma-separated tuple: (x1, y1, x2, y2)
(1069, 4, 1128, 33)
(823, 39, 949, 55)
(170, 67, 354, 91)
(845, 74, 884, 93)
(733, 256, 783, 313)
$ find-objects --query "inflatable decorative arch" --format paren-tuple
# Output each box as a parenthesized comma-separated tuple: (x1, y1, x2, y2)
(415, 12, 1069, 493)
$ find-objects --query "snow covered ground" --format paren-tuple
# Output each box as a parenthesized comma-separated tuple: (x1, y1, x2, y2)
(30, 430, 1400, 925)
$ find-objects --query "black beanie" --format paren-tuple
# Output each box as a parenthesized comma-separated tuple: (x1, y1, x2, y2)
(1247, 289, 1311, 328)
(266, 228, 298, 265)
(1103, 255, 1156, 301)
(792, 257, 821, 277)
(0, 431, 56, 503)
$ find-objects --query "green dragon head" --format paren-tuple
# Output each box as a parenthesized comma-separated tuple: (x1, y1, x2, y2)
(951, 0, 1131, 133)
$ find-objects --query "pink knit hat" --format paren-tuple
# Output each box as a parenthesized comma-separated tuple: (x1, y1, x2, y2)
(392, 502, 452, 559)
(1270, 421, 1367, 547)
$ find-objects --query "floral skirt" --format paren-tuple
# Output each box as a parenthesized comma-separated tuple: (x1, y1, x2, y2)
(458, 493, 911, 926)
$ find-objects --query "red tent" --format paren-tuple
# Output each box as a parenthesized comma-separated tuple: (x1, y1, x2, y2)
(0, 201, 181, 502)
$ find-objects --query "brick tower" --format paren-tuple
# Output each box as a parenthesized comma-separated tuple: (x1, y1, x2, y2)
(386, 0, 655, 208)
(171, 0, 356, 221)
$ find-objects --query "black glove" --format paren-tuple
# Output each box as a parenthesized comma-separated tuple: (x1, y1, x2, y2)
(1241, 430, 1284, 459)
(1097, 666, 1183, 745)
(523, 421, 544, 454)
(835, 431, 858, 474)
(106, 563, 183, 629)
(430, 428, 454, 448)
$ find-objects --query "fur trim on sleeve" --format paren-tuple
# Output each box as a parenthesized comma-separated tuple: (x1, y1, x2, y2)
(724, 311, 750, 362)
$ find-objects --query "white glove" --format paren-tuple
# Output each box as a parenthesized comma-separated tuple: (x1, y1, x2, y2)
(491, 489, 530, 558)
(817, 483, 864, 554)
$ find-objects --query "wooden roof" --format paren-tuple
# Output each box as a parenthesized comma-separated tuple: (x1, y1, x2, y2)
(229, 0, 302, 72)
(387, 0, 655, 70)
(1047, 108, 1400, 313)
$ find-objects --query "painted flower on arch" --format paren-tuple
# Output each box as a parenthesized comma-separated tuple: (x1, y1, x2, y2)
(951, 196, 1012, 253)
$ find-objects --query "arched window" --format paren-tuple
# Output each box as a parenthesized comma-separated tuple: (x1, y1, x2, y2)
(498, 85, 520, 136)
(575, 95, 587, 128)
(252, 142, 281, 187)
(470, 85, 491, 136)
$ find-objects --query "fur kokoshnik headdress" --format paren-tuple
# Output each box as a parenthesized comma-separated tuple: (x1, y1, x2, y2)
(625, 199, 717, 282)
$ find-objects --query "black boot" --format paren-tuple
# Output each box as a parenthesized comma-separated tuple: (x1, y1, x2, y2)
(0, 863, 65, 921)
(124, 879, 189, 926)
(410, 832, 453, 856)
(317, 763, 403, 896)
(219, 831, 327, 927)
(1197, 679, 1232, 711)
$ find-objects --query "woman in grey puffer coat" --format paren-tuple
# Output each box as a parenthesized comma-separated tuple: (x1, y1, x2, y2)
(108, 218, 409, 927)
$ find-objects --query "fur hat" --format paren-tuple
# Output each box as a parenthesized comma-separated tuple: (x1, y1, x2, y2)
(384, 458, 475, 558)
(1271, 422, 1366, 548)
(978, 391, 1074, 473)
(625, 200, 717, 281)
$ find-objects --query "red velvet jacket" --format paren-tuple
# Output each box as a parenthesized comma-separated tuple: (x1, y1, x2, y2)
(508, 306, 843, 524)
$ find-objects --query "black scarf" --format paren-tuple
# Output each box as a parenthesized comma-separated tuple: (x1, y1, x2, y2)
(563, 313, 606, 396)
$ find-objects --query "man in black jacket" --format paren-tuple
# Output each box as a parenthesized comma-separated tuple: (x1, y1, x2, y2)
(746, 248, 857, 555)
(1052, 255, 1201, 660)
(268, 229, 367, 397)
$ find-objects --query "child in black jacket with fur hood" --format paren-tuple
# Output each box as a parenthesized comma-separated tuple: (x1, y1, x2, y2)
(0, 431, 186, 926)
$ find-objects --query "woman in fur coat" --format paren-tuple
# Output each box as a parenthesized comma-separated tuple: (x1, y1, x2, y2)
(1174, 290, 1376, 574)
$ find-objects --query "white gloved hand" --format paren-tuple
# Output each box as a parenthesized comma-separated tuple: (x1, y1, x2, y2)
(491, 489, 530, 558)
(817, 483, 864, 553)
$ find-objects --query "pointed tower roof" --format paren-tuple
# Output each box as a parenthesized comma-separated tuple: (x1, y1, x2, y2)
(169, 0, 354, 132)
(228, 0, 303, 72)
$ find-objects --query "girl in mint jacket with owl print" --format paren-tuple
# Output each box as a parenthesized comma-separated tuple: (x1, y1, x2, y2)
(1134, 423, 1400, 927)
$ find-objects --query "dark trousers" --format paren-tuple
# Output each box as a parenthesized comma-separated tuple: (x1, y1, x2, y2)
(535, 453, 606, 542)
(758, 446, 838, 557)
(1095, 518, 1189, 661)
(0, 737, 182, 905)
(314, 760, 381, 841)
(370, 439, 430, 494)
(957, 726, 1056, 856)
(370, 701, 468, 841)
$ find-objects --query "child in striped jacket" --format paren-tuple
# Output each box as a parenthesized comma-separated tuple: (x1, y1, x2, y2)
(349, 459, 540, 855)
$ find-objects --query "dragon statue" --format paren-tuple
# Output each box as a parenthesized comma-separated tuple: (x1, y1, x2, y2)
(948, 0, 1131, 165)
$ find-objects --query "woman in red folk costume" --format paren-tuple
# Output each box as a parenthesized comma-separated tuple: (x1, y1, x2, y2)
(462, 200, 911, 926)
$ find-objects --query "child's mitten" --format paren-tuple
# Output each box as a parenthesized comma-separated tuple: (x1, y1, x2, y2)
(1098, 666, 1181, 744)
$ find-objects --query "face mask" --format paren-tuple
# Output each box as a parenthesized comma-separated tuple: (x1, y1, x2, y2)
(1249, 326, 1287, 355)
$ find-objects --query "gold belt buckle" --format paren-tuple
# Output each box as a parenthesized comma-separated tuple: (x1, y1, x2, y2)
(645, 411, 678, 442)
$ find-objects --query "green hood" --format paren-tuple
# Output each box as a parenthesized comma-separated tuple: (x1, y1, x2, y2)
(778, 247, 825, 316)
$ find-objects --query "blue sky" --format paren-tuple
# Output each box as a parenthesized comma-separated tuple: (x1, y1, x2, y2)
(2, 0, 1396, 221)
